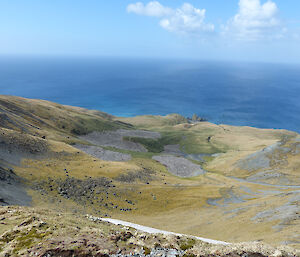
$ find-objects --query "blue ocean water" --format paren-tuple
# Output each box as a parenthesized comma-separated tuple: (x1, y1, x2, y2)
(0, 56, 300, 132)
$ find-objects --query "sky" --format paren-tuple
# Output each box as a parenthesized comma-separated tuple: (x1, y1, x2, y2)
(0, 0, 300, 63)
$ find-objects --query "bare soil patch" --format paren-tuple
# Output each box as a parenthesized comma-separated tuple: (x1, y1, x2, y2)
(152, 155, 206, 177)
(0, 166, 31, 206)
(79, 129, 161, 152)
(74, 144, 131, 162)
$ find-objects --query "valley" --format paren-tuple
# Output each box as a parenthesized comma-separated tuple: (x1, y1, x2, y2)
(0, 95, 299, 256)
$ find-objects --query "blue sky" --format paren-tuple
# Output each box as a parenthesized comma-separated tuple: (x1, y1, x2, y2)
(0, 0, 299, 63)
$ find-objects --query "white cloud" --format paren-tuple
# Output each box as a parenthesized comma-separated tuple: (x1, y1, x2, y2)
(160, 3, 214, 33)
(223, 0, 283, 41)
(127, 1, 214, 35)
(127, 1, 172, 17)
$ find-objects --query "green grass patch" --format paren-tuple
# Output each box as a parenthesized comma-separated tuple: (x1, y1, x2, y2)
(123, 137, 164, 153)
(201, 155, 216, 163)
(70, 116, 119, 135)
(13, 227, 51, 254)
(180, 238, 196, 250)
(123, 132, 182, 153)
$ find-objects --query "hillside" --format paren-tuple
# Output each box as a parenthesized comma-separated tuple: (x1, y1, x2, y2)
(0, 206, 299, 256)
(0, 95, 299, 256)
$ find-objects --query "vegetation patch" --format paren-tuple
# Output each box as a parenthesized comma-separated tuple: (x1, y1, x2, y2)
(123, 132, 182, 153)
(13, 228, 51, 254)
(143, 246, 151, 255)
(182, 253, 196, 257)
(70, 115, 131, 136)
(180, 238, 196, 251)
(123, 137, 164, 153)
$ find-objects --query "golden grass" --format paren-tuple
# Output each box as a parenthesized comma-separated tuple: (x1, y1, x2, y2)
(13, 139, 299, 248)
(117, 114, 187, 128)
(2, 95, 300, 249)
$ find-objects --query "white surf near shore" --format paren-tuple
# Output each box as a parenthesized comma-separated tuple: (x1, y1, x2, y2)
(100, 217, 229, 245)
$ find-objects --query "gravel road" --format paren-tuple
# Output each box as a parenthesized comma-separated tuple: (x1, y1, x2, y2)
(88, 216, 229, 245)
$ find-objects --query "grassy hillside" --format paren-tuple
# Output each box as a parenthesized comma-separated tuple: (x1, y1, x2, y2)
(1, 206, 298, 257)
(0, 95, 132, 144)
(0, 95, 300, 254)
(118, 114, 188, 128)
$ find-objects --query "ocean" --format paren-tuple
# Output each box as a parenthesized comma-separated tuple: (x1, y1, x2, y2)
(1, 56, 300, 132)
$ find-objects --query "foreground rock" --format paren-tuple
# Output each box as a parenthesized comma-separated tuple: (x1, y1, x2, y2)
(0, 206, 298, 257)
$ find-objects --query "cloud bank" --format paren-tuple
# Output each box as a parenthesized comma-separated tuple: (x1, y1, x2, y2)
(127, 1, 214, 35)
(127, 0, 287, 41)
